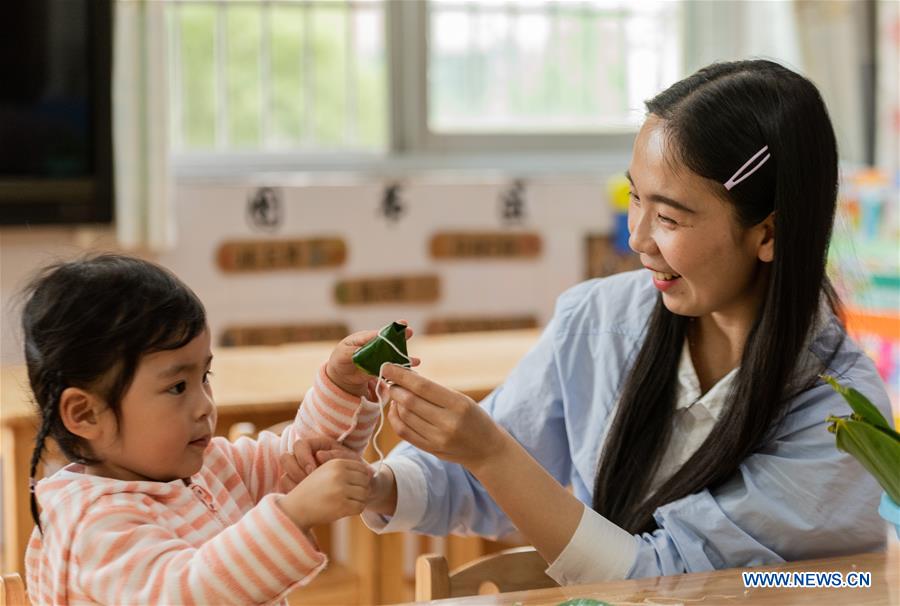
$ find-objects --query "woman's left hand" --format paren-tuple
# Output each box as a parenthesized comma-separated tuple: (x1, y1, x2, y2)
(380, 364, 508, 473)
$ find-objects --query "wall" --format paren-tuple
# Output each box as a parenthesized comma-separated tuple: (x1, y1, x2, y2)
(1, 174, 621, 365)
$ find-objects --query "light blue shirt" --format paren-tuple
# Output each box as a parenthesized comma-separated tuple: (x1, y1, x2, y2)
(365, 270, 891, 580)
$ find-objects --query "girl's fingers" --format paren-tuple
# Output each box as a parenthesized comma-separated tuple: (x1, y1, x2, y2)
(290, 440, 318, 475)
(345, 486, 370, 505)
(343, 330, 379, 348)
(315, 448, 360, 464)
(341, 471, 371, 489)
(280, 452, 307, 483)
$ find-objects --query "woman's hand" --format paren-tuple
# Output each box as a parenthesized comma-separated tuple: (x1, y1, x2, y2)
(380, 364, 510, 474)
(381, 365, 586, 565)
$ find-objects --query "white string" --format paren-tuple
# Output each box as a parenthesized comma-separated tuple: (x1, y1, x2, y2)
(369, 331, 411, 475)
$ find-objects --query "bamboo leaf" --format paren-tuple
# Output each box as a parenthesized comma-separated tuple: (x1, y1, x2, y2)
(821, 375, 891, 430)
(352, 322, 410, 376)
(830, 417, 900, 504)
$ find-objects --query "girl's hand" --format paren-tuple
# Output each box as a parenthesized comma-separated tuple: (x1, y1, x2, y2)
(278, 437, 363, 490)
(277, 458, 373, 529)
(326, 322, 421, 397)
(381, 364, 508, 474)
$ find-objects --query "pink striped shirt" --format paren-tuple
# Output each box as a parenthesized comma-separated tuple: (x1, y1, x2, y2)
(26, 364, 381, 605)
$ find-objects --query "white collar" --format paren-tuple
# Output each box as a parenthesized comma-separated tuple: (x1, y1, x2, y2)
(674, 338, 738, 421)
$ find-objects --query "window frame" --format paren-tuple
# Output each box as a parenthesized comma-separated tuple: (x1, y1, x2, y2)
(173, 0, 689, 179)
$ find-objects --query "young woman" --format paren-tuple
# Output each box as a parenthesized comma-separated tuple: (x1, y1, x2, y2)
(354, 60, 891, 582)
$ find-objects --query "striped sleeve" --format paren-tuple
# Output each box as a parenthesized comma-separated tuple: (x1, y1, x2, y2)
(295, 363, 382, 452)
(71, 494, 326, 605)
(222, 363, 381, 501)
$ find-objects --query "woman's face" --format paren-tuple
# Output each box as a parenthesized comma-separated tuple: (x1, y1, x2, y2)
(626, 115, 773, 326)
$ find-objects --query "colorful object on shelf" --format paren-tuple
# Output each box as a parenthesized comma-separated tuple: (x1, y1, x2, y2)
(351, 322, 410, 376)
(829, 167, 899, 413)
(607, 174, 632, 254)
(556, 599, 613, 606)
(829, 167, 899, 314)
(845, 309, 900, 409)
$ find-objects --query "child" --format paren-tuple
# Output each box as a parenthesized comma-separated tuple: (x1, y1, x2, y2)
(22, 253, 412, 604)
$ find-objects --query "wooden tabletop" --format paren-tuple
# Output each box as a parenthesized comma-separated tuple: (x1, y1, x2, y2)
(1, 329, 541, 425)
(397, 548, 900, 606)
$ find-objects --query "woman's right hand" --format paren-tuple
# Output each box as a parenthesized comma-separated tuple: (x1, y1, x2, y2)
(277, 458, 372, 529)
(380, 364, 509, 475)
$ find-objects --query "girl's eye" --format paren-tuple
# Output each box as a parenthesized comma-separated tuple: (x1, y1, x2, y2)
(203, 370, 213, 384)
(629, 191, 640, 206)
(657, 213, 678, 226)
(167, 381, 187, 396)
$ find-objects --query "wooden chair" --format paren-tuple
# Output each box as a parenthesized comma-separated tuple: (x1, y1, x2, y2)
(0, 573, 29, 606)
(415, 546, 558, 601)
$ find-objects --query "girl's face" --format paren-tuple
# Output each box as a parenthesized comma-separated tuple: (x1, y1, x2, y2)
(88, 328, 216, 482)
(626, 116, 773, 327)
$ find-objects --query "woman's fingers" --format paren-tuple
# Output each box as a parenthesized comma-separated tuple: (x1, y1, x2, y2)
(387, 404, 432, 447)
(388, 384, 443, 427)
(381, 364, 460, 408)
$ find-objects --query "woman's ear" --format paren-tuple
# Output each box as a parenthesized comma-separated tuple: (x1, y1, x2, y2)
(755, 212, 775, 263)
(59, 387, 107, 440)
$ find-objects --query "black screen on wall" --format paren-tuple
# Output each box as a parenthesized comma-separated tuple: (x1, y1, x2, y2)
(0, 0, 113, 225)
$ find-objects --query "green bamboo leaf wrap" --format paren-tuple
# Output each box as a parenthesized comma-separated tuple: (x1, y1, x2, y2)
(829, 416, 900, 503)
(352, 322, 410, 376)
(822, 374, 892, 430)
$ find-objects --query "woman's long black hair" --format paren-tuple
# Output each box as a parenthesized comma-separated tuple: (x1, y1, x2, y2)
(21, 254, 206, 531)
(592, 60, 843, 534)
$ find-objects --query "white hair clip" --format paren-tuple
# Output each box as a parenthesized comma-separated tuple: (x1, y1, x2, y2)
(724, 145, 771, 190)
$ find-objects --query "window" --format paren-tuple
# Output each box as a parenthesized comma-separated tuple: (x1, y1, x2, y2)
(167, 0, 683, 167)
(427, 0, 680, 133)
(169, 0, 387, 152)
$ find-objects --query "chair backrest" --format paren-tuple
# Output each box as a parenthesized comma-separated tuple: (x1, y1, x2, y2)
(415, 546, 558, 601)
(0, 573, 29, 606)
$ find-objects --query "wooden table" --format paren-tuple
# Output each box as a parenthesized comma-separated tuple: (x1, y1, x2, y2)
(399, 548, 900, 605)
(1, 329, 540, 582)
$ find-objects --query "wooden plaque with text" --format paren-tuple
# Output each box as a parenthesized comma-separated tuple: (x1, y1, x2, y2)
(217, 238, 346, 272)
(425, 315, 538, 334)
(335, 275, 440, 305)
(430, 232, 542, 259)
(220, 322, 349, 347)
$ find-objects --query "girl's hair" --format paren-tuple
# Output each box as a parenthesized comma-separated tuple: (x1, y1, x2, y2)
(22, 254, 206, 531)
(592, 60, 843, 533)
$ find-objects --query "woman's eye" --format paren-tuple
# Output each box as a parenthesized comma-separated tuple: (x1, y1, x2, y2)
(167, 381, 187, 395)
(202, 371, 213, 384)
(629, 191, 640, 205)
(657, 213, 677, 226)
